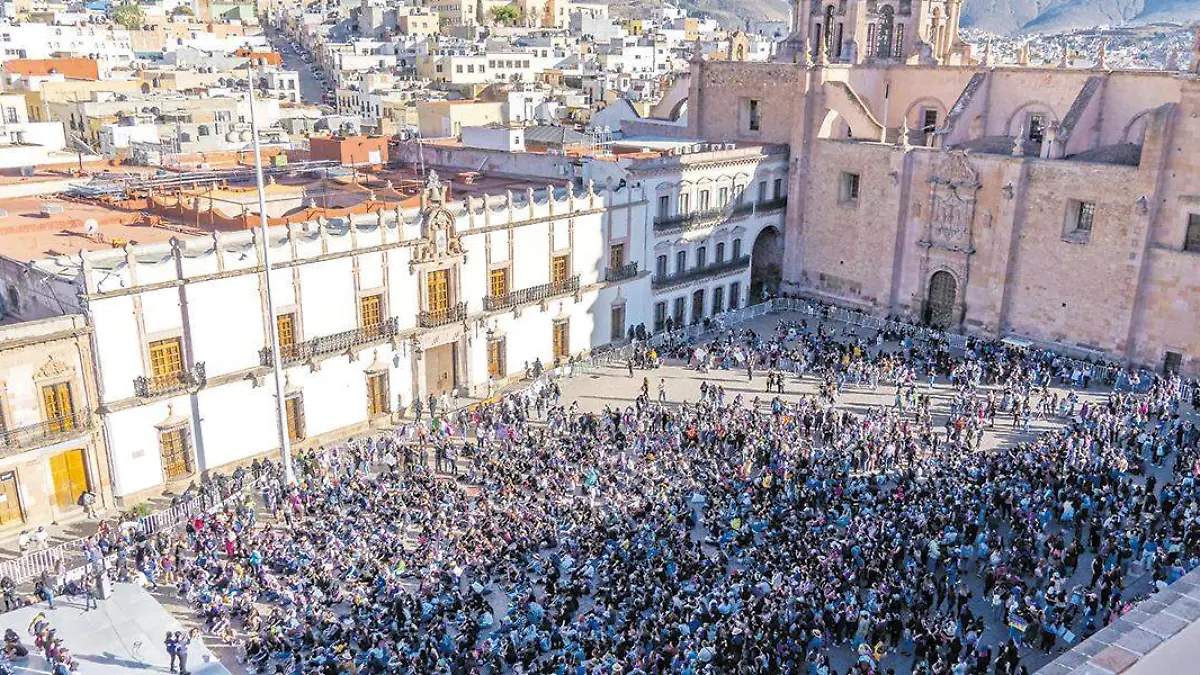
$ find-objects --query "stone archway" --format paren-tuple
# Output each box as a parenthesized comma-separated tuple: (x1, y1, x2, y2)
(750, 225, 783, 303)
(924, 270, 957, 328)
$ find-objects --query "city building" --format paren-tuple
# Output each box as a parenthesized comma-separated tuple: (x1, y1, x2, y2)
(684, 3, 1200, 373)
(0, 173, 648, 504)
(0, 315, 110, 535)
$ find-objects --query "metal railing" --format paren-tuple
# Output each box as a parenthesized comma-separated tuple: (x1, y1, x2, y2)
(0, 477, 256, 585)
(0, 410, 91, 457)
(604, 262, 639, 283)
(133, 363, 206, 398)
(653, 198, 787, 234)
(261, 317, 401, 366)
(651, 255, 750, 289)
(483, 275, 580, 311)
(418, 301, 468, 328)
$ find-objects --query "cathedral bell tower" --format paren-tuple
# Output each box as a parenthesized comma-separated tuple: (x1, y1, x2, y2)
(777, 0, 971, 65)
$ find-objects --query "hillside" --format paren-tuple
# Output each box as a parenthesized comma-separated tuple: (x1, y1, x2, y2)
(606, 0, 1199, 35)
(961, 0, 1200, 34)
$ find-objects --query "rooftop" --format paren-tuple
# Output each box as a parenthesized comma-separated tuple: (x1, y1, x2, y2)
(0, 196, 192, 262)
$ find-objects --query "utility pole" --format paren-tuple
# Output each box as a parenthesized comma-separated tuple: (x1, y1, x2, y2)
(248, 59, 296, 486)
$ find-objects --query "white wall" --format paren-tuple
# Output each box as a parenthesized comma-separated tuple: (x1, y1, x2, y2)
(83, 182, 655, 499)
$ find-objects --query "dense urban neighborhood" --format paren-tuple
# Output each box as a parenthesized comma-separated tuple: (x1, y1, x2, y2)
(0, 0, 1193, 672)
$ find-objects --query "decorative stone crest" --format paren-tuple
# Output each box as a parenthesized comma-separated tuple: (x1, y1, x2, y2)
(411, 207, 463, 266)
(35, 356, 72, 380)
(924, 151, 979, 253)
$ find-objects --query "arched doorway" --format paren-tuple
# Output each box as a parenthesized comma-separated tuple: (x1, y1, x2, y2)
(924, 270, 957, 328)
(750, 226, 783, 303)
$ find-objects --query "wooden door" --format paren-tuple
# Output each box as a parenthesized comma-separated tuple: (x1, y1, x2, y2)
(366, 373, 388, 416)
(552, 320, 569, 361)
(426, 270, 449, 313)
(925, 271, 957, 328)
(285, 396, 305, 442)
(0, 473, 22, 525)
(551, 255, 569, 285)
(487, 338, 506, 379)
(41, 382, 74, 433)
(276, 313, 296, 359)
(359, 295, 382, 337)
(149, 338, 183, 388)
(49, 448, 88, 511)
(424, 344, 456, 397)
(159, 428, 191, 480)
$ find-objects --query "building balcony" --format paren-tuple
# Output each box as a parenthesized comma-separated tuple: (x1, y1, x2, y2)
(418, 301, 468, 328)
(652, 255, 750, 290)
(133, 363, 207, 398)
(483, 275, 580, 311)
(0, 410, 92, 457)
(604, 262, 639, 283)
(261, 317, 401, 367)
(653, 198, 788, 235)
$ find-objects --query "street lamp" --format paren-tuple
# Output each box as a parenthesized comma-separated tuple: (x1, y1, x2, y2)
(248, 59, 296, 486)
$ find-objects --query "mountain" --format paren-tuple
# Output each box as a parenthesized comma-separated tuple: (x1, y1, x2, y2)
(960, 0, 1200, 34)
(605, 0, 1198, 36)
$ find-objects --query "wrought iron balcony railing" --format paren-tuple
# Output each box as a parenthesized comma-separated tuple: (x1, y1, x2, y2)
(653, 197, 788, 233)
(483, 275, 580, 311)
(651, 255, 751, 289)
(261, 317, 401, 366)
(0, 410, 91, 456)
(418, 301, 468, 328)
(604, 262, 639, 282)
(133, 363, 206, 398)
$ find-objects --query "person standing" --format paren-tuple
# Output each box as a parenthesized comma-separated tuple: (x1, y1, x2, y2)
(165, 631, 179, 673)
(175, 629, 192, 675)
(78, 490, 97, 519)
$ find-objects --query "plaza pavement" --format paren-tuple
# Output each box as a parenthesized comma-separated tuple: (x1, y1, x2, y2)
(0, 582, 230, 674)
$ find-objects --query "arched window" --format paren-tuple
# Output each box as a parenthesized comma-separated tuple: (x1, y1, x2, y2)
(197, 125, 210, 137)
(877, 5, 894, 59)
(816, 4, 835, 59)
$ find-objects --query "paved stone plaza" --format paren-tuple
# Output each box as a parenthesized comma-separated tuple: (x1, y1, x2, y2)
(0, 583, 229, 675)
(6, 310, 1179, 675)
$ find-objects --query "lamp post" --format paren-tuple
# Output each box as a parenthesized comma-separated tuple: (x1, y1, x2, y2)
(248, 59, 296, 486)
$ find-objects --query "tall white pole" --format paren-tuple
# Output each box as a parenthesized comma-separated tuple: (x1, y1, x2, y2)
(248, 60, 296, 486)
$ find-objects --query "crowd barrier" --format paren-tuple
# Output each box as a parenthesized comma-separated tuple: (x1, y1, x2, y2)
(0, 478, 256, 585)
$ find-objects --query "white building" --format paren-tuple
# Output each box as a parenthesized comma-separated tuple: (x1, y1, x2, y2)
(0, 92, 71, 168)
(12, 174, 650, 503)
(263, 70, 302, 104)
(98, 121, 161, 160)
(597, 141, 789, 330)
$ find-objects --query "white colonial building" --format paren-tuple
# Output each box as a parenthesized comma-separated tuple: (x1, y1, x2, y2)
(619, 143, 789, 332)
(13, 175, 648, 503)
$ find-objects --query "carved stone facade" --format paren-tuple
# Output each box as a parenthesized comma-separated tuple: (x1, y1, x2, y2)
(689, 50, 1200, 374)
(917, 151, 979, 326)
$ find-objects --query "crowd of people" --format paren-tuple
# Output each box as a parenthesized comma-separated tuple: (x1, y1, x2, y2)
(37, 313, 1200, 674)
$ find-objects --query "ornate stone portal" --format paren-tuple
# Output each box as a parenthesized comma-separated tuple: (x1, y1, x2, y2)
(410, 171, 465, 269)
(917, 150, 979, 328)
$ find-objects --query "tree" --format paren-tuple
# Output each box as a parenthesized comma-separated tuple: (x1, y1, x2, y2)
(170, 5, 193, 16)
(112, 3, 145, 30)
(488, 4, 519, 26)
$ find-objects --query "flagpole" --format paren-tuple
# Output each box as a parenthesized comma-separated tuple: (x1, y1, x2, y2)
(248, 58, 296, 486)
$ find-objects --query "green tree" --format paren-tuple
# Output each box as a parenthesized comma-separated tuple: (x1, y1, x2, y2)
(489, 4, 519, 25)
(112, 2, 145, 29)
(170, 4, 194, 15)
